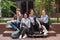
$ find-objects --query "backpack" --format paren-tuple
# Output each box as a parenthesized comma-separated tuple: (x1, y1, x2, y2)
(11, 30, 20, 39)
(34, 17, 39, 25)
(33, 17, 39, 31)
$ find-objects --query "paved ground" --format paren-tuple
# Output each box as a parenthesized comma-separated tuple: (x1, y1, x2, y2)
(0, 34, 60, 40)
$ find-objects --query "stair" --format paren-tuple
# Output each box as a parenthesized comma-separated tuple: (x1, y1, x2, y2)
(3, 26, 56, 37)
(3, 31, 14, 37)
(3, 25, 15, 37)
(0, 23, 6, 34)
(48, 31, 56, 36)
(6, 25, 14, 31)
(29, 31, 56, 37)
(3, 24, 56, 37)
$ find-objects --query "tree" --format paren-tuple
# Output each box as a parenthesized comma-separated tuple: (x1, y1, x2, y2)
(34, 0, 55, 17)
(1, 0, 17, 17)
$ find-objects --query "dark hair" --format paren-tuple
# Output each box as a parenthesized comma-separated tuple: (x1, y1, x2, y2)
(29, 9, 35, 14)
(23, 12, 29, 18)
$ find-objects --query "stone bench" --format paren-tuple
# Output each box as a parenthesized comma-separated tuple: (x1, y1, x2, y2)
(3, 30, 56, 37)
(51, 23, 60, 34)
(3, 23, 57, 37)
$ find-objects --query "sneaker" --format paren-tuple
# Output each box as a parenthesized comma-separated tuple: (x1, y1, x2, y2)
(23, 34, 27, 38)
(43, 30, 48, 36)
(19, 35, 22, 39)
(40, 32, 42, 34)
(17, 28, 19, 31)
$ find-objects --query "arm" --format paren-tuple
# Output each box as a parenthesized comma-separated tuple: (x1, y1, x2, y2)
(41, 15, 49, 23)
(20, 18, 28, 28)
(36, 18, 41, 28)
(43, 15, 49, 23)
(28, 20, 31, 28)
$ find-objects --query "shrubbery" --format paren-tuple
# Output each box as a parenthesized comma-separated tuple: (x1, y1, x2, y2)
(1, 0, 16, 17)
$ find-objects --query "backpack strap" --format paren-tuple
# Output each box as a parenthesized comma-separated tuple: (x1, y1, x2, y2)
(34, 17, 36, 22)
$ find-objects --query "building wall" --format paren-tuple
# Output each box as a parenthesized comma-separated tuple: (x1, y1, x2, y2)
(15, 0, 34, 14)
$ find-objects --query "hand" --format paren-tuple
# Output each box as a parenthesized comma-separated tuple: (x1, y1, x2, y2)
(11, 20, 17, 23)
(31, 20, 34, 24)
(22, 23, 28, 27)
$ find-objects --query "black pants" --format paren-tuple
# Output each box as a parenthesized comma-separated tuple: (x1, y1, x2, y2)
(41, 22, 49, 30)
(30, 23, 40, 32)
(20, 27, 31, 37)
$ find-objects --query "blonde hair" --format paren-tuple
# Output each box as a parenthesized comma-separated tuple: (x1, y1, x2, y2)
(16, 8, 20, 11)
(42, 9, 45, 12)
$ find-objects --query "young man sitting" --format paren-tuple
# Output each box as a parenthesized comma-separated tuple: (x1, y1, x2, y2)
(10, 8, 22, 31)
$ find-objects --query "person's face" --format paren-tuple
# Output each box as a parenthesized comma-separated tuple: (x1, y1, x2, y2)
(16, 10, 20, 16)
(30, 10, 34, 17)
(24, 14, 27, 19)
(42, 10, 46, 16)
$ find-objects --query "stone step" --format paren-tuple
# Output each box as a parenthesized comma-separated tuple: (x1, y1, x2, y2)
(3, 31, 14, 37)
(3, 30, 56, 37)
(29, 31, 56, 37)
(6, 25, 14, 31)
(48, 31, 56, 36)
(0, 23, 6, 34)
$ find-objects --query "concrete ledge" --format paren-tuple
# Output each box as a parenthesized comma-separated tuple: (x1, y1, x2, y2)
(52, 23, 60, 24)
(51, 23, 60, 34)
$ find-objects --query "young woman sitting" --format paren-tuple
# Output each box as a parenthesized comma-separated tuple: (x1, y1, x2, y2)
(19, 13, 31, 39)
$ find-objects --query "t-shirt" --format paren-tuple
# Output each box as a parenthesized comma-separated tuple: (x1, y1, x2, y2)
(40, 15, 49, 23)
(21, 18, 31, 28)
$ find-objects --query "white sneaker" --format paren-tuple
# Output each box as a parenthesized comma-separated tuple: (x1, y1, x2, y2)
(19, 35, 22, 39)
(23, 34, 27, 38)
(43, 30, 48, 36)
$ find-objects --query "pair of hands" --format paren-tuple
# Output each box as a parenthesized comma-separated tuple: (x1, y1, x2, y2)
(31, 20, 35, 25)
(22, 23, 28, 28)
(31, 20, 42, 28)
(11, 20, 17, 23)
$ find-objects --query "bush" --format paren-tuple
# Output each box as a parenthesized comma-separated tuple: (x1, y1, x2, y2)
(1, 0, 17, 17)
(34, 0, 55, 17)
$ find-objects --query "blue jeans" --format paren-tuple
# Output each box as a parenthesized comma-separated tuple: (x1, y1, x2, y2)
(10, 21, 21, 30)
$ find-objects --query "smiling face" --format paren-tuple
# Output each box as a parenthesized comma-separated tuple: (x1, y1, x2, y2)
(30, 9, 34, 17)
(16, 8, 20, 16)
(24, 13, 27, 19)
(42, 10, 46, 16)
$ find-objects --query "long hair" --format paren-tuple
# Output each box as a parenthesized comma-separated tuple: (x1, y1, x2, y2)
(29, 9, 35, 15)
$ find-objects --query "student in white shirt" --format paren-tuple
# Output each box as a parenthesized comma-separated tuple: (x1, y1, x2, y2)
(29, 9, 41, 32)
(10, 8, 22, 31)
(19, 13, 30, 39)
(40, 10, 49, 30)
(39, 9, 49, 36)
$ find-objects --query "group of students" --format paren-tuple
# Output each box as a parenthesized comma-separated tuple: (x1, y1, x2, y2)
(10, 8, 49, 39)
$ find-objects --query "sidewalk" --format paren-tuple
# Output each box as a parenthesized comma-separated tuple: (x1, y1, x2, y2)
(0, 34, 60, 40)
